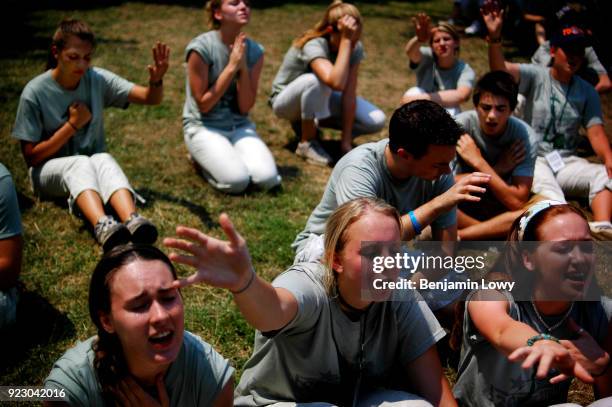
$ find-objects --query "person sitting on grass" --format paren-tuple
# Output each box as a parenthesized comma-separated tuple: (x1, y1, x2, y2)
(483, 1, 612, 239)
(11, 19, 168, 251)
(183, 0, 281, 194)
(44, 244, 234, 407)
(401, 13, 475, 117)
(454, 200, 612, 407)
(453, 70, 539, 240)
(270, 0, 386, 165)
(164, 197, 457, 407)
(0, 163, 23, 331)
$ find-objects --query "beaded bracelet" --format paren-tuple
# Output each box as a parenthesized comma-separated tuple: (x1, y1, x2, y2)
(526, 333, 560, 347)
(408, 211, 422, 235)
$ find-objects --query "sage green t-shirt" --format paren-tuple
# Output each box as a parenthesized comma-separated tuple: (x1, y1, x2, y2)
(182, 30, 264, 131)
(44, 331, 234, 406)
(270, 37, 364, 103)
(410, 47, 475, 93)
(235, 262, 446, 406)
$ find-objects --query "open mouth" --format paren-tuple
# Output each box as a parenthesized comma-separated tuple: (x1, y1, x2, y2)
(149, 330, 174, 348)
(565, 271, 588, 282)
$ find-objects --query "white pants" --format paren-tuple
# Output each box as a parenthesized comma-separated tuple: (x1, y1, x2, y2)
(184, 122, 281, 194)
(403, 87, 461, 117)
(272, 73, 386, 136)
(533, 156, 612, 204)
(30, 153, 134, 212)
(269, 389, 433, 407)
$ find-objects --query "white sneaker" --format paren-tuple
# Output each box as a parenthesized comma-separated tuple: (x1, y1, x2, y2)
(589, 221, 612, 240)
(295, 140, 333, 166)
(465, 20, 482, 36)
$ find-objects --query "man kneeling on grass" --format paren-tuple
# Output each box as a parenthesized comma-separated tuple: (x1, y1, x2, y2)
(453, 71, 539, 240)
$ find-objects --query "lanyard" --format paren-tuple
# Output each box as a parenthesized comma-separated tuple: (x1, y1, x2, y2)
(544, 77, 573, 146)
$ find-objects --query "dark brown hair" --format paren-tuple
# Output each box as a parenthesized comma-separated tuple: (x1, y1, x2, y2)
(46, 19, 96, 70)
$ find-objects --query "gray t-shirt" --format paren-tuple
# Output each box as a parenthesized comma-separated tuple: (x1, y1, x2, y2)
(183, 31, 264, 131)
(411, 47, 475, 93)
(12, 68, 134, 159)
(293, 139, 456, 253)
(0, 163, 22, 240)
(519, 64, 604, 156)
(454, 291, 612, 407)
(235, 262, 446, 406)
(269, 37, 364, 103)
(44, 331, 234, 407)
(531, 41, 607, 76)
(453, 110, 538, 178)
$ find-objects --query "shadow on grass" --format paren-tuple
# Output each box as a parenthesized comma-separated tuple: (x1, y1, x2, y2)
(137, 188, 215, 228)
(0, 289, 75, 374)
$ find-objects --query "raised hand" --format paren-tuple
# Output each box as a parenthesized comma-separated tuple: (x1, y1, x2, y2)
(494, 139, 525, 177)
(113, 375, 169, 407)
(553, 318, 611, 382)
(413, 13, 432, 43)
(68, 101, 92, 129)
(147, 42, 170, 83)
(228, 32, 247, 72)
(163, 213, 255, 292)
(338, 15, 358, 41)
(481, 0, 504, 40)
(456, 134, 485, 169)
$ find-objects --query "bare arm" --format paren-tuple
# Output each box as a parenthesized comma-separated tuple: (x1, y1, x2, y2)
(595, 74, 612, 94)
(340, 62, 358, 146)
(586, 124, 612, 178)
(594, 323, 612, 397)
(482, 1, 520, 82)
(310, 15, 358, 91)
(405, 13, 431, 65)
(405, 86, 472, 107)
(212, 379, 234, 407)
(127, 42, 170, 105)
(405, 346, 457, 407)
(400, 172, 491, 239)
(187, 33, 245, 114)
(456, 134, 531, 209)
(163, 214, 298, 333)
(236, 53, 263, 114)
(20, 101, 91, 167)
(0, 235, 22, 290)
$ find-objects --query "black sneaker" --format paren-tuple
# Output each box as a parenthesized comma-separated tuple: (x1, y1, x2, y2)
(94, 215, 131, 252)
(125, 213, 158, 245)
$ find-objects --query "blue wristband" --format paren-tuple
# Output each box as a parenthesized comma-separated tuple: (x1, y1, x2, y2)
(408, 211, 422, 235)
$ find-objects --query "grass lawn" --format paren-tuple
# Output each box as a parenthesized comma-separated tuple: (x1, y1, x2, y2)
(1, 0, 610, 403)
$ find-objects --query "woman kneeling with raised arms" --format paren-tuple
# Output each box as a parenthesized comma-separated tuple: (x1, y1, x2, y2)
(454, 201, 612, 406)
(44, 245, 234, 406)
(165, 197, 455, 406)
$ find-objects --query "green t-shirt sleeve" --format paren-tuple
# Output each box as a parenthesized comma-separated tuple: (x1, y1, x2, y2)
(511, 119, 537, 178)
(396, 294, 446, 366)
(185, 35, 213, 65)
(94, 67, 134, 109)
(0, 166, 22, 239)
(246, 38, 264, 68)
(518, 63, 538, 96)
(12, 87, 44, 143)
(581, 84, 604, 129)
(457, 62, 475, 88)
(271, 266, 326, 334)
(431, 174, 457, 230)
(349, 41, 364, 66)
(302, 37, 330, 66)
(333, 164, 378, 205)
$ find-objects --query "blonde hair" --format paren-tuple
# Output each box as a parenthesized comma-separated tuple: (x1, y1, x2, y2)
(205, 0, 227, 30)
(430, 22, 460, 54)
(293, 1, 362, 49)
(322, 198, 401, 296)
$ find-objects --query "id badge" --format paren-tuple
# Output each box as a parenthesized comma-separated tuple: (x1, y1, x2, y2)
(545, 151, 565, 173)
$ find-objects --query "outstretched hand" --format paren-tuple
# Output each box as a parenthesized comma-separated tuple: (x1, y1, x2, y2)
(481, 0, 504, 39)
(435, 172, 490, 212)
(163, 213, 255, 292)
(509, 338, 593, 384)
(413, 13, 431, 43)
(147, 42, 170, 83)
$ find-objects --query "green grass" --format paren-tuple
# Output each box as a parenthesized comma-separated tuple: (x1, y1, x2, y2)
(1, 1, 610, 403)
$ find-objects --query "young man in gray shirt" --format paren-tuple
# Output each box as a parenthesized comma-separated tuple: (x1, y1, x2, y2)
(453, 71, 539, 240)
